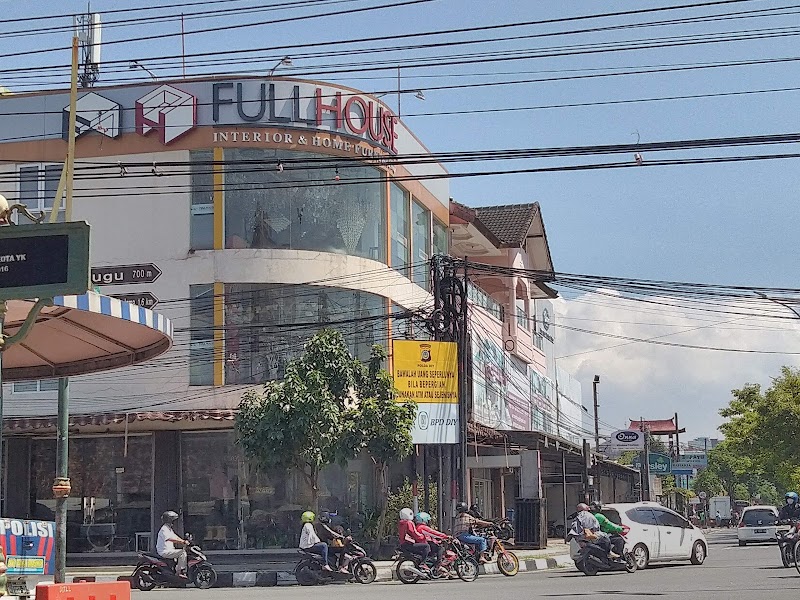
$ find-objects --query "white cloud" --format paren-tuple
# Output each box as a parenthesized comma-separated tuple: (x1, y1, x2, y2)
(553, 291, 800, 439)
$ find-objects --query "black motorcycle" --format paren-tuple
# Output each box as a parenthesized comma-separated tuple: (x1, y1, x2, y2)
(132, 534, 217, 591)
(295, 538, 377, 586)
(777, 521, 799, 568)
(394, 540, 479, 584)
(575, 540, 637, 576)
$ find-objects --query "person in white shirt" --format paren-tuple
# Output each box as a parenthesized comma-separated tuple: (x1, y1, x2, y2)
(298, 511, 333, 572)
(156, 510, 189, 577)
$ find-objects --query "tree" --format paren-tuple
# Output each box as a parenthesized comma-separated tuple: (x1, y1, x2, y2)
(719, 366, 800, 491)
(236, 329, 365, 511)
(236, 329, 417, 520)
(354, 345, 416, 550)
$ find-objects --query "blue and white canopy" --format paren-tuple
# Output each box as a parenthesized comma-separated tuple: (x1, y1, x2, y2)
(2, 291, 173, 380)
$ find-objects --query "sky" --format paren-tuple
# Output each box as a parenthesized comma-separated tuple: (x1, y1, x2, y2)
(3, 0, 800, 438)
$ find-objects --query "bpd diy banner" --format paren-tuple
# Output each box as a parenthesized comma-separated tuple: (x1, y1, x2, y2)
(393, 340, 459, 444)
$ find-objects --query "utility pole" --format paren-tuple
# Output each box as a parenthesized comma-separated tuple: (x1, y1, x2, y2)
(592, 375, 600, 452)
(641, 417, 651, 502)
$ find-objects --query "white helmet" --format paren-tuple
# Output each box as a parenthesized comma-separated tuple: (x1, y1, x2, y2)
(399, 508, 414, 521)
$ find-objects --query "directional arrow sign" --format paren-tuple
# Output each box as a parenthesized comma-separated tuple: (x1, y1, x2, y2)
(91, 264, 162, 286)
(110, 292, 160, 309)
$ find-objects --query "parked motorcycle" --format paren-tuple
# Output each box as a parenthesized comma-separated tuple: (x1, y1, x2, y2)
(471, 524, 520, 576)
(132, 534, 217, 591)
(548, 520, 566, 539)
(394, 538, 479, 584)
(295, 538, 377, 586)
(575, 538, 636, 576)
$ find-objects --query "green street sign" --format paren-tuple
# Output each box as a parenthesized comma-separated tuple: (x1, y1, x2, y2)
(632, 452, 673, 475)
(0, 221, 90, 301)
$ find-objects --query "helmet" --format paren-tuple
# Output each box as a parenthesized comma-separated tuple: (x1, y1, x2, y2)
(786, 492, 799, 504)
(399, 508, 414, 521)
(590, 501, 602, 513)
(456, 501, 468, 513)
(301, 511, 315, 524)
(469, 503, 480, 514)
(415, 511, 431, 524)
(577, 503, 590, 512)
(318, 512, 331, 524)
(161, 510, 179, 524)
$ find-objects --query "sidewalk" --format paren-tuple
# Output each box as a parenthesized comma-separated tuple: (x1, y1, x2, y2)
(65, 540, 573, 588)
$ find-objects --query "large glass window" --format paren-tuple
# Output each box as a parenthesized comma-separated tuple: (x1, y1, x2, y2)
(224, 284, 387, 385)
(190, 150, 214, 250)
(182, 431, 240, 550)
(390, 184, 410, 277)
(433, 218, 448, 257)
(411, 200, 431, 289)
(190, 284, 214, 385)
(30, 435, 152, 553)
(19, 164, 64, 222)
(224, 149, 386, 263)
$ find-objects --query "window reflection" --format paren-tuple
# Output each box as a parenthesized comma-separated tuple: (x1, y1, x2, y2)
(224, 149, 386, 263)
(224, 284, 387, 385)
(411, 200, 431, 289)
(390, 184, 410, 277)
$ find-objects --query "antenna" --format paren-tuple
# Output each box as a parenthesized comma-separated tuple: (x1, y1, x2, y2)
(74, 9, 102, 88)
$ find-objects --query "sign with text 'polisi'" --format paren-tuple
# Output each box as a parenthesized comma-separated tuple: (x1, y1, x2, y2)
(0, 222, 90, 301)
(91, 263, 162, 286)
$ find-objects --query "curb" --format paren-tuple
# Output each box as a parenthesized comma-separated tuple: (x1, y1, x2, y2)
(70, 555, 574, 588)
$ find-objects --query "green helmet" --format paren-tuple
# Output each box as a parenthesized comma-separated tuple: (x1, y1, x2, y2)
(301, 511, 315, 524)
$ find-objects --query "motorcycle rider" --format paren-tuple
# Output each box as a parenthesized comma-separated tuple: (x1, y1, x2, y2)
(468, 503, 483, 519)
(298, 511, 334, 572)
(414, 511, 449, 573)
(398, 507, 431, 572)
(454, 501, 493, 562)
(156, 511, 189, 578)
(316, 512, 350, 573)
(779, 492, 800, 522)
(568, 503, 615, 558)
(590, 501, 625, 559)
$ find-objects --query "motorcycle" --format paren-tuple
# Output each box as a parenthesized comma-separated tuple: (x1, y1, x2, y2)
(132, 534, 217, 591)
(548, 520, 566, 539)
(394, 538, 479, 584)
(777, 520, 799, 568)
(471, 524, 520, 576)
(574, 535, 637, 576)
(295, 538, 377, 586)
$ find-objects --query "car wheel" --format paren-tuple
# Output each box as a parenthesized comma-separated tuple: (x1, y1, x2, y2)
(738, 541, 746, 547)
(690, 541, 706, 565)
(632, 544, 649, 570)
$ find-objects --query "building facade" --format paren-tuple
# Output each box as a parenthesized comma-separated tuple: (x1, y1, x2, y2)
(0, 77, 448, 553)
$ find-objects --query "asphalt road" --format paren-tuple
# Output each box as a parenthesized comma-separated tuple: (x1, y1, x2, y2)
(133, 530, 800, 599)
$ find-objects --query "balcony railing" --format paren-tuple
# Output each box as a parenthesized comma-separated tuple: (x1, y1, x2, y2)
(468, 284, 504, 321)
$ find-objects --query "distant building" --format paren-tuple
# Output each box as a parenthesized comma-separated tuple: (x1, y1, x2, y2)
(686, 437, 721, 451)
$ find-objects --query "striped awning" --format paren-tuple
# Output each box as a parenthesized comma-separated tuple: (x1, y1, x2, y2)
(1, 292, 173, 381)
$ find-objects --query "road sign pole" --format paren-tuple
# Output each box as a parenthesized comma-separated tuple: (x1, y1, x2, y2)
(54, 377, 70, 584)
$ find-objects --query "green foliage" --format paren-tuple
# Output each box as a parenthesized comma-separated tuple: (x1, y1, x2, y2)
(616, 451, 639, 466)
(719, 366, 800, 491)
(236, 329, 416, 513)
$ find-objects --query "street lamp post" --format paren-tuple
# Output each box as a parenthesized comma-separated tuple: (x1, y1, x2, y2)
(592, 375, 600, 452)
(268, 56, 293, 76)
(129, 61, 158, 81)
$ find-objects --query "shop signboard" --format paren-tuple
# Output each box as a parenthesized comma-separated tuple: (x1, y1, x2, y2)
(392, 340, 459, 444)
(632, 452, 673, 475)
(606, 429, 646, 453)
(672, 452, 708, 472)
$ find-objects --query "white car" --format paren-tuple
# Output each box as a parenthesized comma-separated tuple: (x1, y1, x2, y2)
(570, 502, 708, 570)
(738, 505, 785, 546)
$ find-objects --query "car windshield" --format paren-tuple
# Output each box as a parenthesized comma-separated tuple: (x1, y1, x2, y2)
(742, 509, 776, 526)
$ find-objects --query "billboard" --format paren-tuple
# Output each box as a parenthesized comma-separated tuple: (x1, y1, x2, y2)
(393, 340, 459, 444)
(632, 452, 673, 475)
(606, 429, 646, 452)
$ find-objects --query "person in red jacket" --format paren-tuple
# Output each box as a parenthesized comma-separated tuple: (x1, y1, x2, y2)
(398, 507, 430, 569)
(415, 511, 449, 573)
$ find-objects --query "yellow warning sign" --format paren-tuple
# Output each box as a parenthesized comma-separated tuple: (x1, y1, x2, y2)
(392, 340, 458, 404)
